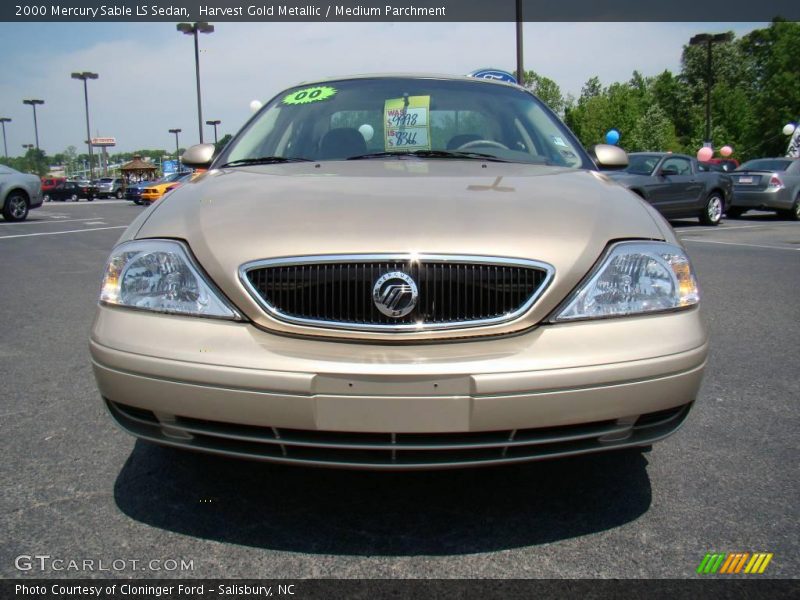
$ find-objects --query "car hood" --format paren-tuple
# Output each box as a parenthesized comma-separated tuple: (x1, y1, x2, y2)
(132, 160, 671, 338)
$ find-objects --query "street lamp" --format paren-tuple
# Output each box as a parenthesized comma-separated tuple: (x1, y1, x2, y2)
(689, 32, 734, 146)
(177, 21, 214, 144)
(71, 71, 99, 181)
(205, 119, 221, 144)
(515, 0, 524, 85)
(168, 128, 182, 166)
(0, 117, 10, 158)
(22, 99, 44, 152)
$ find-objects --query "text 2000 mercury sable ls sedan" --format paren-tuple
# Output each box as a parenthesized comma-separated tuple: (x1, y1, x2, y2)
(90, 75, 708, 469)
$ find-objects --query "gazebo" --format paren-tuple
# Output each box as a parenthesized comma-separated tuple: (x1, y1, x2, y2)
(120, 155, 158, 184)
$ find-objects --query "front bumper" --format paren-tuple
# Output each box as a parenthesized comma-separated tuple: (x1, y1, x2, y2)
(91, 305, 708, 469)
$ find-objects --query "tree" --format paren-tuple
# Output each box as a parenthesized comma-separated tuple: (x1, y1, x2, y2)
(738, 20, 800, 157)
(523, 70, 566, 116)
(580, 76, 602, 103)
(629, 104, 679, 152)
(215, 134, 233, 155)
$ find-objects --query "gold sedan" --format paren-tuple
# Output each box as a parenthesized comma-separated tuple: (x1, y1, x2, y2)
(91, 75, 708, 469)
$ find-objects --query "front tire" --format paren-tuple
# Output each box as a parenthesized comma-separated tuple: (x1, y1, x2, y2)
(3, 191, 29, 221)
(115, 189, 124, 199)
(700, 193, 724, 226)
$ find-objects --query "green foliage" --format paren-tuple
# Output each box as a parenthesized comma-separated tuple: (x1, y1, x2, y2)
(523, 70, 566, 116)
(629, 104, 678, 152)
(564, 21, 799, 161)
(0, 148, 48, 176)
(215, 134, 233, 155)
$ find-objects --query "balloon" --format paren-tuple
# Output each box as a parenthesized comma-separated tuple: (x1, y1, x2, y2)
(605, 129, 620, 145)
(358, 124, 374, 142)
(697, 147, 713, 162)
(720, 145, 733, 157)
(249, 100, 263, 113)
(783, 123, 797, 136)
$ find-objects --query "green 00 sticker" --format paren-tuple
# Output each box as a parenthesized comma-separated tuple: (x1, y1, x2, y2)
(282, 86, 337, 105)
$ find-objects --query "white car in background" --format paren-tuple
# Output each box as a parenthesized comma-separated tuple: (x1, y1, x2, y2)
(0, 164, 43, 221)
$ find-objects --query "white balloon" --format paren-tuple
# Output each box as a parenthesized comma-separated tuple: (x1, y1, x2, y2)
(358, 124, 374, 142)
(783, 123, 796, 136)
(249, 100, 263, 113)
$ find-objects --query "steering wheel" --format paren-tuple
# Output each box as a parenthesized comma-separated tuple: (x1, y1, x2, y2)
(457, 139, 509, 151)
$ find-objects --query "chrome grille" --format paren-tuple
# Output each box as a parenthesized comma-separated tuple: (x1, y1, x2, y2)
(240, 254, 553, 331)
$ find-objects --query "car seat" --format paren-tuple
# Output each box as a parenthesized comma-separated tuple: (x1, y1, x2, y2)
(319, 128, 368, 159)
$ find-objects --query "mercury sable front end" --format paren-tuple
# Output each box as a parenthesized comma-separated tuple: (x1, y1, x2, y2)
(90, 75, 708, 469)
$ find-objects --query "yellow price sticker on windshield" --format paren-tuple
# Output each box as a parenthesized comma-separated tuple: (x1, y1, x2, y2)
(282, 86, 337, 106)
(384, 96, 431, 151)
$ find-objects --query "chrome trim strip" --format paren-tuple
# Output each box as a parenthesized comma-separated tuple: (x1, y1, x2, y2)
(238, 253, 555, 333)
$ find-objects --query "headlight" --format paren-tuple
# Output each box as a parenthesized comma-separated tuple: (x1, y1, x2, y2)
(100, 239, 240, 319)
(552, 241, 699, 321)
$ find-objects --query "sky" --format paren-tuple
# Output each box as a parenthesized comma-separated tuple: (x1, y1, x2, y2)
(0, 21, 765, 156)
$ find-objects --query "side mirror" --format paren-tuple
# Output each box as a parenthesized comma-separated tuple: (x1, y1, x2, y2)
(591, 144, 628, 170)
(659, 166, 679, 177)
(181, 143, 216, 169)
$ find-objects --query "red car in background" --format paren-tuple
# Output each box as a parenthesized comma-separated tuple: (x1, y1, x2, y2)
(703, 158, 740, 172)
(41, 177, 66, 194)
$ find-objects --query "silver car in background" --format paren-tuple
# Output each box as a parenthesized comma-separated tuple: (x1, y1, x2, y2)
(0, 164, 43, 221)
(728, 158, 800, 220)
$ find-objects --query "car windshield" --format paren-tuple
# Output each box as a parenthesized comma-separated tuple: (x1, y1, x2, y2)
(624, 154, 661, 175)
(217, 77, 590, 168)
(736, 159, 792, 172)
(99, 178, 113, 183)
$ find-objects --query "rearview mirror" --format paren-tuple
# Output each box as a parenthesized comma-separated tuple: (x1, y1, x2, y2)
(181, 143, 216, 169)
(591, 144, 628, 170)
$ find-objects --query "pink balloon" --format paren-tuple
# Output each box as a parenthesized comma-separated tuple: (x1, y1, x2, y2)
(697, 147, 713, 162)
(720, 145, 733, 157)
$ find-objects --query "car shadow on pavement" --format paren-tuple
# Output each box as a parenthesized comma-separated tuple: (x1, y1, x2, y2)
(113, 441, 652, 556)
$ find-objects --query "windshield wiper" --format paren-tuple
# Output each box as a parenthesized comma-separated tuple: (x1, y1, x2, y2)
(347, 150, 511, 162)
(219, 156, 313, 167)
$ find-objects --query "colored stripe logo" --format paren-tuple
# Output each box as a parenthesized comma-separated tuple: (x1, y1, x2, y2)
(697, 552, 773, 574)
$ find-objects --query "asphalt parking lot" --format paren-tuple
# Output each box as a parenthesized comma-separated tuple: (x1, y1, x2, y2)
(1, 201, 798, 579)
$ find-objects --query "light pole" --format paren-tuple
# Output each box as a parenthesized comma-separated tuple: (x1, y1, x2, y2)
(689, 32, 733, 146)
(177, 21, 214, 144)
(0, 117, 10, 158)
(71, 71, 99, 181)
(169, 128, 182, 168)
(515, 0, 524, 85)
(22, 99, 44, 152)
(205, 119, 221, 144)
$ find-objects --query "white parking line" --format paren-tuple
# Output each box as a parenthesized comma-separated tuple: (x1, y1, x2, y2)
(83, 221, 107, 226)
(3, 217, 109, 226)
(0, 226, 127, 240)
(682, 238, 800, 252)
(678, 223, 798, 234)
